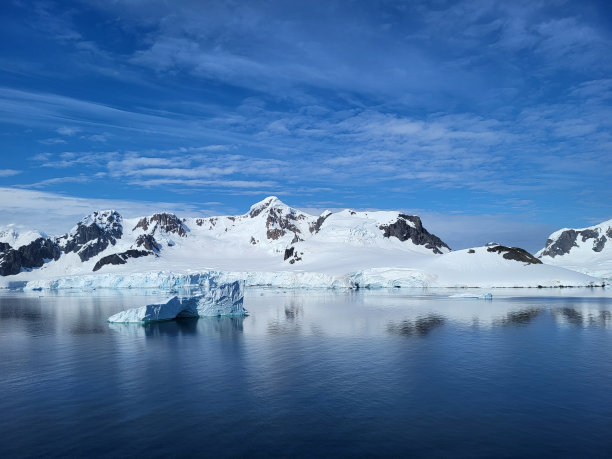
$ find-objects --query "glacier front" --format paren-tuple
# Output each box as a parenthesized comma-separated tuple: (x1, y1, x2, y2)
(107, 279, 245, 323)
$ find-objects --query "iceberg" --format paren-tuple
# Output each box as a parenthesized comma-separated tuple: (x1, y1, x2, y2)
(107, 280, 246, 323)
(449, 293, 493, 300)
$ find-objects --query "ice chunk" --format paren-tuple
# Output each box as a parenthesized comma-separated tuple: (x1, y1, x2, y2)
(449, 292, 493, 299)
(108, 280, 245, 323)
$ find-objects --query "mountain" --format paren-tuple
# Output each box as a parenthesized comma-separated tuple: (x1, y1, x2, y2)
(537, 219, 612, 279)
(0, 197, 601, 288)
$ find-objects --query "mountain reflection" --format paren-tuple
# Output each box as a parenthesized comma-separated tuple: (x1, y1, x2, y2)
(493, 308, 541, 326)
(284, 302, 302, 320)
(387, 315, 445, 336)
(553, 307, 612, 328)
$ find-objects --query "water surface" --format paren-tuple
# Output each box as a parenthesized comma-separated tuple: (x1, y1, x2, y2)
(1, 288, 612, 457)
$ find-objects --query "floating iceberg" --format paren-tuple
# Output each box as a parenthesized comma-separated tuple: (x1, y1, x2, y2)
(107, 280, 245, 323)
(449, 293, 493, 300)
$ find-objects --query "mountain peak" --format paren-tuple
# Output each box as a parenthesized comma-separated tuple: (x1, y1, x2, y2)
(77, 210, 122, 229)
(248, 196, 292, 218)
(538, 218, 612, 258)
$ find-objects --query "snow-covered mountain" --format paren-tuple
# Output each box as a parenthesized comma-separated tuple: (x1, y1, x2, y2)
(537, 219, 612, 279)
(0, 197, 602, 289)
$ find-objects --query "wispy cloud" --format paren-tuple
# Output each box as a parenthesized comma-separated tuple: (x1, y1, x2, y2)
(0, 187, 220, 234)
(0, 169, 21, 177)
(1, 0, 611, 239)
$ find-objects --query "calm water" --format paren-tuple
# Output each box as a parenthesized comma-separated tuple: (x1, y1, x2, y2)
(1, 288, 612, 458)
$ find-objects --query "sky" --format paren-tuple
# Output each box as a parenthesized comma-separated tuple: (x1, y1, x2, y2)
(0, 0, 611, 252)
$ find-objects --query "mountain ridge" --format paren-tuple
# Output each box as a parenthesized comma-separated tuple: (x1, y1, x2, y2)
(0, 196, 450, 277)
(0, 197, 602, 288)
(537, 218, 612, 279)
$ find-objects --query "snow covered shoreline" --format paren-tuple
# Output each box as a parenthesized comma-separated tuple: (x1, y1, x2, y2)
(8, 265, 604, 292)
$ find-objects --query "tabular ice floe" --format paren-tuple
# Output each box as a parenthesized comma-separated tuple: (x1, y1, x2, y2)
(107, 280, 246, 323)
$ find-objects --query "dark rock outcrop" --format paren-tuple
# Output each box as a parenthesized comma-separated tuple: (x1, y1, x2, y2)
(58, 210, 123, 262)
(248, 197, 306, 241)
(309, 212, 331, 234)
(134, 234, 161, 253)
(379, 214, 450, 254)
(134, 213, 187, 237)
(284, 247, 295, 260)
(283, 246, 302, 264)
(539, 226, 610, 258)
(92, 250, 153, 272)
(594, 236, 607, 252)
(487, 245, 542, 264)
(265, 208, 302, 241)
(0, 238, 61, 276)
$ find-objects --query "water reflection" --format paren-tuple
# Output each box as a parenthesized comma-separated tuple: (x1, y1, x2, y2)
(284, 302, 302, 320)
(108, 315, 246, 338)
(553, 307, 612, 328)
(387, 315, 445, 336)
(493, 308, 542, 327)
(2, 289, 612, 341)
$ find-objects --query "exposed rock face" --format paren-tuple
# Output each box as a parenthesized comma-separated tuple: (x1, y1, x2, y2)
(539, 224, 611, 258)
(134, 234, 161, 253)
(379, 214, 450, 254)
(487, 245, 542, 264)
(0, 238, 61, 276)
(265, 207, 303, 241)
(134, 213, 188, 237)
(309, 211, 331, 234)
(92, 249, 153, 272)
(283, 246, 302, 264)
(58, 210, 123, 262)
(284, 247, 295, 260)
(248, 197, 306, 242)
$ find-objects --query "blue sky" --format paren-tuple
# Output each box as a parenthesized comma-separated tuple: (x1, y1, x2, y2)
(0, 0, 611, 251)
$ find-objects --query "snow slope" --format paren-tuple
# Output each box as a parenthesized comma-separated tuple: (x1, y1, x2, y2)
(537, 219, 612, 279)
(0, 228, 47, 249)
(0, 197, 604, 289)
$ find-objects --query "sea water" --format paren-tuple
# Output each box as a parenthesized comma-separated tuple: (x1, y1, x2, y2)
(1, 288, 611, 457)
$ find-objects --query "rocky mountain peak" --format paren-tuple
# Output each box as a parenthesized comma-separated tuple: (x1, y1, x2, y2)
(379, 214, 450, 254)
(246, 197, 311, 241)
(77, 210, 123, 236)
(538, 219, 612, 258)
(133, 213, 188, 237)
(248, 196, 292, 218)
(0, 237, 61, 276)
(57, 210, 124, 262)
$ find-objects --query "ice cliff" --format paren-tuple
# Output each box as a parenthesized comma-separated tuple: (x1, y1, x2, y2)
(107, 279, 245, 323)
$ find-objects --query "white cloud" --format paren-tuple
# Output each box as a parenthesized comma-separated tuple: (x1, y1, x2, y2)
(57, 126, 79, 136)
(0, 169, 21, 177)
(0, 187, 217, 234)
(39, 137, 66, 145)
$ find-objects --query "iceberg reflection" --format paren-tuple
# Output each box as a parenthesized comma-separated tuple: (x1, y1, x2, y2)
(108, 315, 246, 338)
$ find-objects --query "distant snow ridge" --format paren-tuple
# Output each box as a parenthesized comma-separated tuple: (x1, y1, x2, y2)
(107, 280, 245, 323)
(0, 228, 48, 249)
(537, 219, 612, 279)
(1, 197, 606, 288)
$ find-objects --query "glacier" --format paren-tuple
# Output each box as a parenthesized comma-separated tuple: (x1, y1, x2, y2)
(107, 279, 245, 323)
(24, 271, 229, 291)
